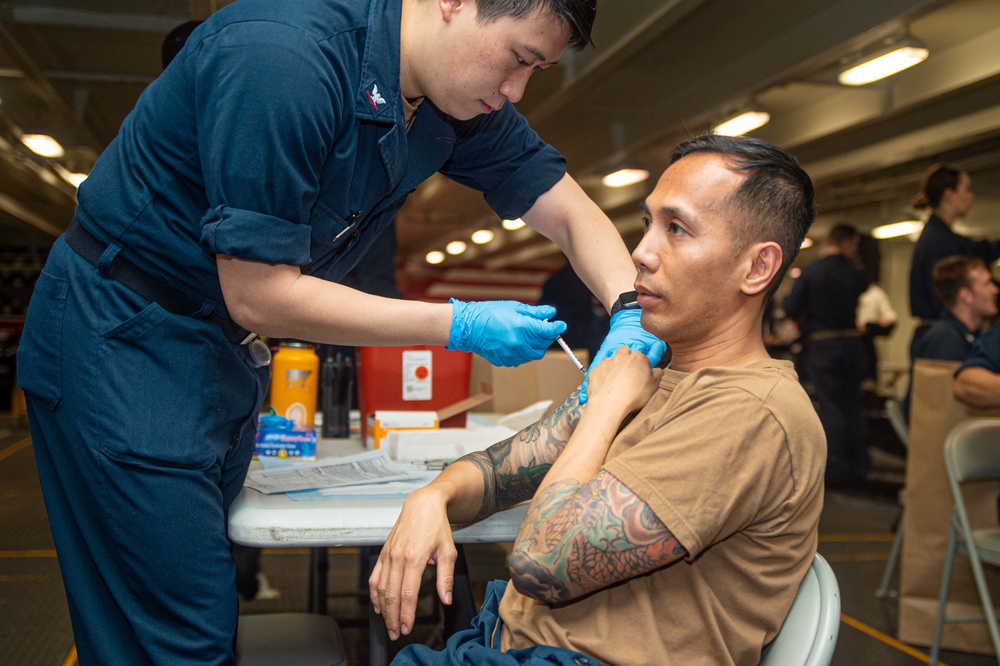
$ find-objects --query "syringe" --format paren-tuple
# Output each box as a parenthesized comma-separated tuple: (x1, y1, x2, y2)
(555, 335, 587, 374)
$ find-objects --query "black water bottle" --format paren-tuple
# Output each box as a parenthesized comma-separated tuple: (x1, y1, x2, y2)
(321, 351, 353, 438)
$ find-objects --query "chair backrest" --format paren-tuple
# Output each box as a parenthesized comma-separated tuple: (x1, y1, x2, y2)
(945, 418, 1000, 484)
(759, 553, 842, 666)
(885, 399, 909, 448)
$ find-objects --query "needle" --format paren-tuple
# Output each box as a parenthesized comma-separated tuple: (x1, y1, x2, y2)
(555, 335, 587, 374)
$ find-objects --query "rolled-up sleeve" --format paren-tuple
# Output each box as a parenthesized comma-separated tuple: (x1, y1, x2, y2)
(190, 20, 350, 265)
(200, 205, 312, 265)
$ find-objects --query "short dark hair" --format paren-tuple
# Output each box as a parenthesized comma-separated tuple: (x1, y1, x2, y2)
(933, 255, 985, 308)
(162, 20, 202, 69)
(669, 134, 815, 297)
(476, 0, 597, 50)
(826, 224, 859, 246)
(913, 163, 963, 210)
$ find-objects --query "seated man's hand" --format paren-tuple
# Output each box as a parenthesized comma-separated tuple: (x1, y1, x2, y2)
(585, 346, 663, 417)
(582, 309, 666, 403)
(369, 486, 456, 640)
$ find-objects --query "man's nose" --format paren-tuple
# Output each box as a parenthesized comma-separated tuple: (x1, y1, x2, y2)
(632, 237, 657, 272)
(499, 70, 532, 104)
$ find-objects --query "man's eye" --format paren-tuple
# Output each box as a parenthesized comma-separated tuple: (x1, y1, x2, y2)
(516, 54, 527, 65)
(668, 222, 686, 235)
(642, 216, 652, 230)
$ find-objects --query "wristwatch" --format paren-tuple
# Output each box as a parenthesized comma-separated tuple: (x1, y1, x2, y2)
(610, 290, 640, 315)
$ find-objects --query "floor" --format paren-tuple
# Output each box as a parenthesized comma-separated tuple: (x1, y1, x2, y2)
(1, 412, 997, 666)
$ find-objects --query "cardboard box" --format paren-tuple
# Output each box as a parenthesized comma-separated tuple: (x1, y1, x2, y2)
(468, 349, 588, 415)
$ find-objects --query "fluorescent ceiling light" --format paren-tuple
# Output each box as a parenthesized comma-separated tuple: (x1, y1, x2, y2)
(53, 164, 88, 188)
(446, 240, 467, 255)
(62, 171, 88, 188)
(20, 133, 65, 158)
(800, 237, 813, 250)
(871, 220, 924, 239)
(425, 250, 445, 265)
(471, 229, 494, 244)
(602, 168, 649, 188)
(838, 35, 929, 86)
(712, 110, 770, 137)
(501, 218, 525, 230)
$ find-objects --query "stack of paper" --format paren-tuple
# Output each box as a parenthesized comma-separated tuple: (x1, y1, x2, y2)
(244, 449, 424, 495)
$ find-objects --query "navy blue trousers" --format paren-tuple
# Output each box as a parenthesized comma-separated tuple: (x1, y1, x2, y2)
(802, 337, 869, 485)
(18, 239, 267, 665)
(392, 580, 602, 666)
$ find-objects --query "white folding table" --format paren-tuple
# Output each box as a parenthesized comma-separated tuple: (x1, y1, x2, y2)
(227, 438, 527, 666)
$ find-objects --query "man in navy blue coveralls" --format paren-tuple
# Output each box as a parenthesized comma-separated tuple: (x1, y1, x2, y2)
(902, 255, 999, 419)
(785, 224, 869, 486)
(16, 1, 666, 663)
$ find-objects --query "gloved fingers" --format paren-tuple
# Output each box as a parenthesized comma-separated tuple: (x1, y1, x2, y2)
(515, 302, 558, 321)
(644, 339, 668, 366)
(525, 316, 567, 340)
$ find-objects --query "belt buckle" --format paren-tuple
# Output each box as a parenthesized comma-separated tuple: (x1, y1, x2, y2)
(241, 333, 272, 368)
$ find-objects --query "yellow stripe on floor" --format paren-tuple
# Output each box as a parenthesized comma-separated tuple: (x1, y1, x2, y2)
(62, 644, 77, 666)
(0, 437, 31, 462)
(0, 489, 42, 498)
(820, 533, 896, 542)
(841, 613, 947, 665)
(0, 550, 57, 558)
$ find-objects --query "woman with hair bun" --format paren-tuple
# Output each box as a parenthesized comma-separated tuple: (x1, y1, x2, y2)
(908, 164, 1000, 354)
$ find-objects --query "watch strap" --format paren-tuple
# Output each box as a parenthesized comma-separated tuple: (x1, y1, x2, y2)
(610, 290, 640, 315)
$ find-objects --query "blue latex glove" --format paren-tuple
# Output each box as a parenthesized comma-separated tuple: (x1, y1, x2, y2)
(447, 298, 567, 367)
(580, 308, 667, 404)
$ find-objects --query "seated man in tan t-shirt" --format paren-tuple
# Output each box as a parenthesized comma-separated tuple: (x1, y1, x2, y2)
(370, 134, 826, 666)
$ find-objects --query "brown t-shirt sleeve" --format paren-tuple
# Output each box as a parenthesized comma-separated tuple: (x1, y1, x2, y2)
(604, 372, 796, 560)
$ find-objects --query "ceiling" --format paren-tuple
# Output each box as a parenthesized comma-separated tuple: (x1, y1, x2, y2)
(0, 0, 999, 302)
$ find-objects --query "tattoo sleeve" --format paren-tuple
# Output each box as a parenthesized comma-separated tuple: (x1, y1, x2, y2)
(458, 388, 584, 521)
(509, 470, 687, 603)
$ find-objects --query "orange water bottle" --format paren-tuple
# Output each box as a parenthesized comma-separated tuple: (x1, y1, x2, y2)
(270, 341, 319, 428)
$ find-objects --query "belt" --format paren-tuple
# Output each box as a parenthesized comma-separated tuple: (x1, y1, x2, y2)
(809, 329, 862, 341)
(63, 219, 254, 346)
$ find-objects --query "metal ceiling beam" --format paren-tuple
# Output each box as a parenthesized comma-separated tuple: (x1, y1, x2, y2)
(0, 67, 154, 84)
(0, 21, 102, 148)
(6, 6, 189, 32)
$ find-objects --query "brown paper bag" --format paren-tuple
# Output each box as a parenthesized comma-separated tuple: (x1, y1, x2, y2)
(898, 358, 1000, 653)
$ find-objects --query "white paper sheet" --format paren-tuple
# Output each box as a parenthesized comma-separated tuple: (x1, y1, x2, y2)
(286, 472, 440, 501)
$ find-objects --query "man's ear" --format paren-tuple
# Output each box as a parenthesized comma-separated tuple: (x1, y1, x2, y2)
(742, 242, 782, 296)
(439, 0, 464, 22)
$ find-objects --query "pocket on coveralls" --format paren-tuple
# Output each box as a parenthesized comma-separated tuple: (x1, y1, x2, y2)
(17, 271, 69, 410)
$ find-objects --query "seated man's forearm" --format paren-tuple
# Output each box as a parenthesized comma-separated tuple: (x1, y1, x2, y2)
(954, 367, 1000, 409)
(508, 471, 686, 604)
(452, 389, 584, 522)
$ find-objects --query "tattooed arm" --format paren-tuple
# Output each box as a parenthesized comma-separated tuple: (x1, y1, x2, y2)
(509, 347, 683, 604)
(369, 382, 585, 640)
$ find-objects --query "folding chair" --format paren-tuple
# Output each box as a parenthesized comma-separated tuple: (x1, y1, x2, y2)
(759, 553, 842, 666)
(876, 398, 909, 598)
(927, 418, 1000, 666)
